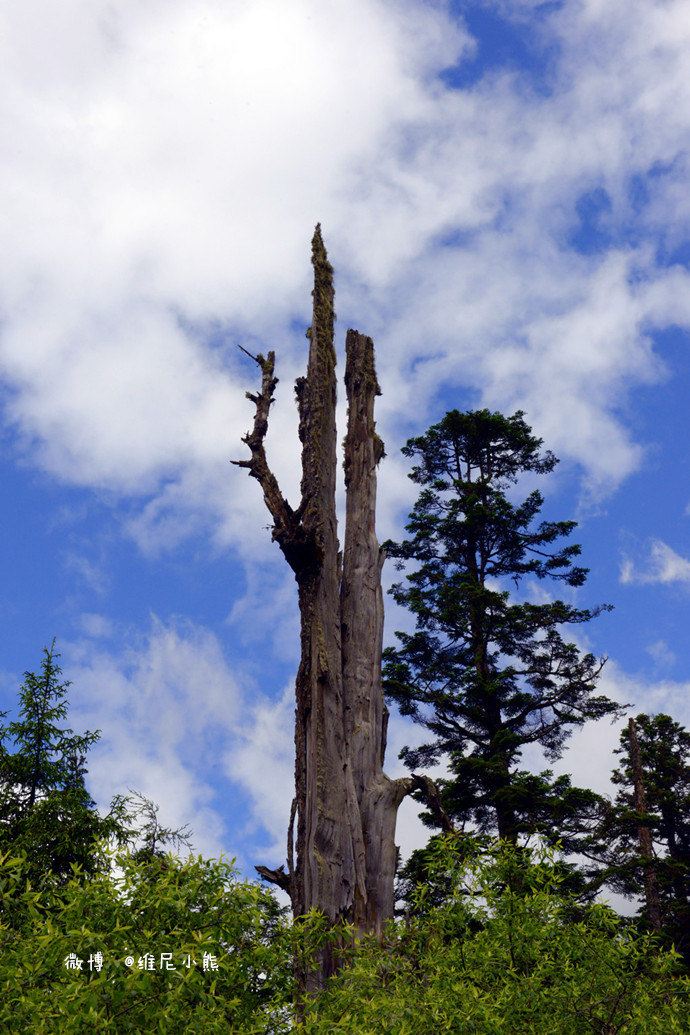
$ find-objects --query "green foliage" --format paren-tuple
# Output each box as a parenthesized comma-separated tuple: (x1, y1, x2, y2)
(596, 713, 690, 961)
(2, 838, 688, 1032)
(0, 643, 128, 887)
(300, 839, 690, 1034)
(383, 409, 620, 844)
(2, 631, 685, 1030)
(0, 846, 293, 1033)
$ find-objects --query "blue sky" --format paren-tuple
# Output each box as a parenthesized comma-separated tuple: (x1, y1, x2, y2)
(1, 0, 690, 884)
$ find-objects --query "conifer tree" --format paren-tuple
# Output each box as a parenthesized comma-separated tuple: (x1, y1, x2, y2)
(383, 409, 622, 844)
(0, 641, 125, 885)
(598, 713, 690, 961)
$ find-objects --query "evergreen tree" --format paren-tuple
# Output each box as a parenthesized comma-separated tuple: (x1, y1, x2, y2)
(0, 641, 126, 885)
(597, 713, 690, 961)
(383, 409, 621, 844)
(121, 788, 193, 864)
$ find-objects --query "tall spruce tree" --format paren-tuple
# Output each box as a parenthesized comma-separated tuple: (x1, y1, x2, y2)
(596, 713, 690, 961)
(0, 642, 126, 885)
(383, 409, 622, 845)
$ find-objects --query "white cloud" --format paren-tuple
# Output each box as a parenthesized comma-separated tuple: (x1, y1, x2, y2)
(67, 617, 244, 861)
(0, 0, 469, 553)
(78, 612, 114, 639)
(549, 656, 690, 800)
(620, 539, 690, 586)
(0, 0, 689, 553)
(226, 563, 300, 666)
(224, 685, 295, 862)
(646, 639, 676, 668)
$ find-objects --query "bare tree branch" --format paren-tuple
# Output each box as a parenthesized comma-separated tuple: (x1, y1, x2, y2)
(386, 773, 454, 833)
(410, 773, 455, 833)
(255, 863, 292, 895)
(232, 348, 315, 575)
(236, 343, 260, 363)
(287, 796, 297, 887)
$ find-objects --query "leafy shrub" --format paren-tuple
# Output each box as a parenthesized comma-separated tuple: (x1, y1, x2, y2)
(2, 838, 688, 1033)
(0, 847, 293, 1033)
(300, 839, 690, 1034)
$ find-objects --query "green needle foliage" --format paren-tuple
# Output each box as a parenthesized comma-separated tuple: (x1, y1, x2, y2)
(383, 410, 622, 845)
(596, 713, 690, 962)
(0, 642, 128, 888)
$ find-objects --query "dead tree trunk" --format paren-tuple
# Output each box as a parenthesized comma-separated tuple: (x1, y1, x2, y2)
(628, 717, 663, 933)
(234, 226, 448, 987)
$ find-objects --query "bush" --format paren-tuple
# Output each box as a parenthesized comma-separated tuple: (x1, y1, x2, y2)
(0, 847, 292, 1033)
(2, 838, 688, 1033)
(300, 839, 690, 1034)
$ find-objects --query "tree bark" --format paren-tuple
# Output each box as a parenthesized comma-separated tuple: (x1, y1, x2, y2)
(628, 717, 663, 933)
(235, 226, 448, 988)
(291, 229, 358, 983)
(342, 328, 399, 936)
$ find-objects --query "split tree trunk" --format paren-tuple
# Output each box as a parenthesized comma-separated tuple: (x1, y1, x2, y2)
(235, 226, 448, 988)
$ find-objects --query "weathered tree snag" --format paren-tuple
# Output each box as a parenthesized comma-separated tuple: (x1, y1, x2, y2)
(341, 327, 423, 936)
(235, 226, 449, 987)
(291, 228, 358, 979)
(628, 717, 663, 932)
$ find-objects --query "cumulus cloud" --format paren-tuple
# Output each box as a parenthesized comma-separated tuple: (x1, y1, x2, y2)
(4, 0, 690, 888)
(67, 617, 246, 861)
(224, 685, 295, 861)
(620, 539, 690, 586)
(0, 0, 468, 554)
(0, 0, 689, 555)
